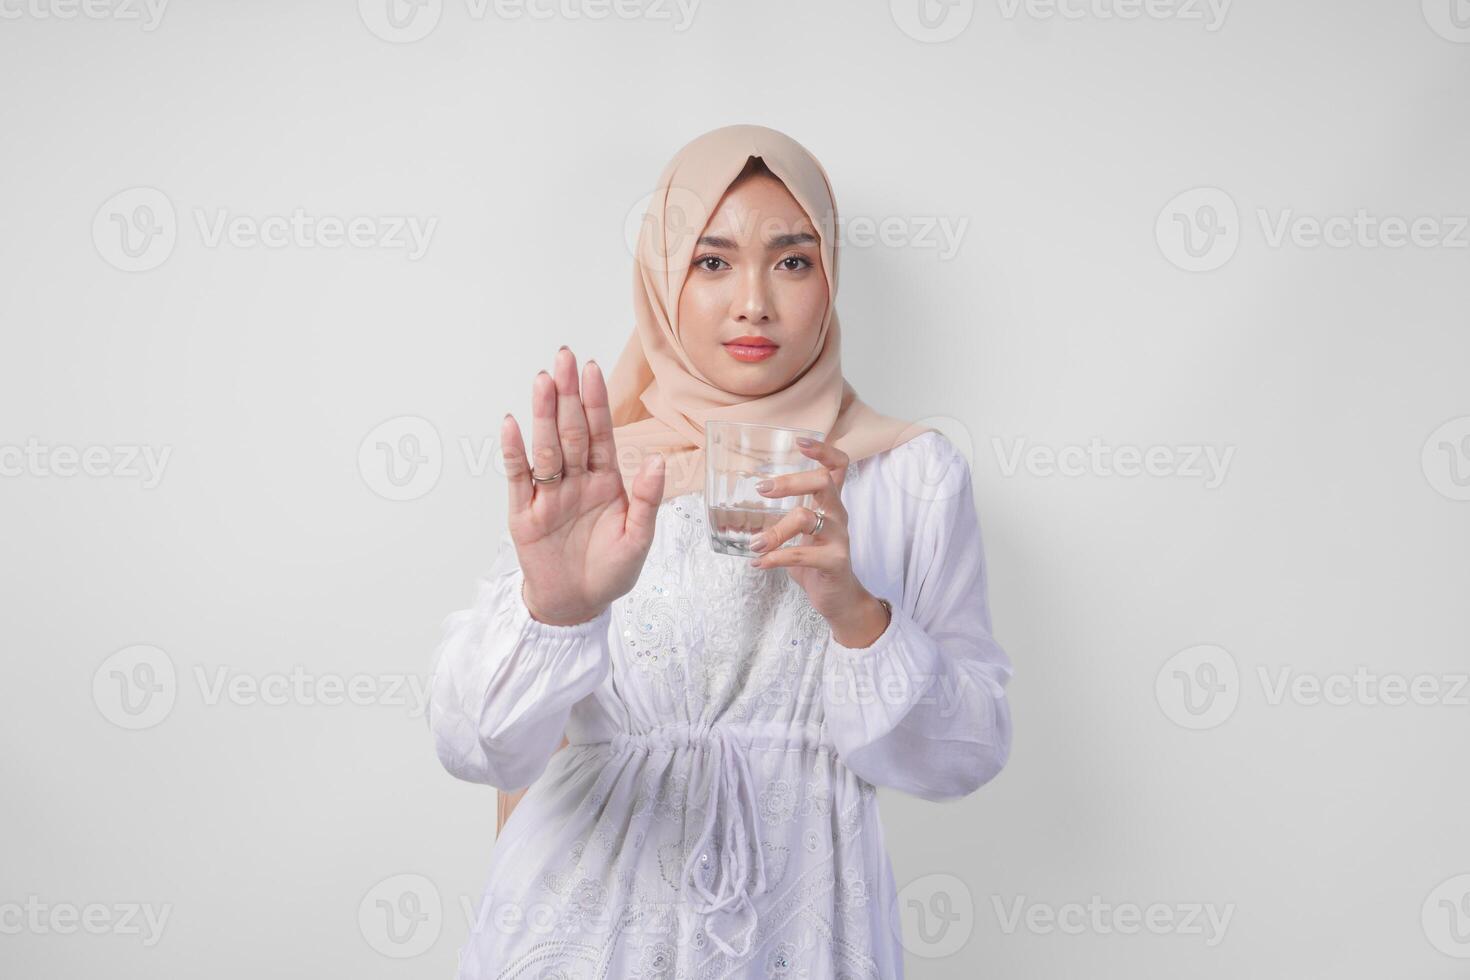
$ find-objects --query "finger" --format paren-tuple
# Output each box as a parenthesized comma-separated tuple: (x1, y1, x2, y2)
(756, 503, 846, 554)
(751, 544, 842, 572)
(752, 505, 815, 554)
(798, 438, 852, 490)
(756, 467, 829, 500)
(582, 359, 616, 475)
(553, 347, 591, 478)
(530, 369, 563, 485)
(502, 412, 533, 515)
(624, 452, 666, 547)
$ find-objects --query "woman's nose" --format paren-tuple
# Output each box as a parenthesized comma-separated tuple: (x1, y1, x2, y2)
(733, 270, 771, 322)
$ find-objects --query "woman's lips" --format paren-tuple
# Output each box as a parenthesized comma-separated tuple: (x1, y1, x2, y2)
(723, 340, 779, 362)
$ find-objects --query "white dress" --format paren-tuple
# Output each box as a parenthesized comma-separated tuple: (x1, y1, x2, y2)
(428, 430, 1014, 979)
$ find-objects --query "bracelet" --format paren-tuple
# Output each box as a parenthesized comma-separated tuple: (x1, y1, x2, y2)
(876, 596, 892, 628)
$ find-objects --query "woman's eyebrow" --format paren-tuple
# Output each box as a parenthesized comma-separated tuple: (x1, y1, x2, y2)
(695, 232, 820, 249)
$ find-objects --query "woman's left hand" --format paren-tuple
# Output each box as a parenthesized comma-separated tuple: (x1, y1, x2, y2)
(747, 437, 890, 648)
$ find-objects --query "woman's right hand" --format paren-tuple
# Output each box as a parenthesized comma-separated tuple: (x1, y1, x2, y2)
(501, 346, 666, 626)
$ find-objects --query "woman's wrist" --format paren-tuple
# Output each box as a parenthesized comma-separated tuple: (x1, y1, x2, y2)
(828, 592, 892, 650)
(521, 578, 606, 628)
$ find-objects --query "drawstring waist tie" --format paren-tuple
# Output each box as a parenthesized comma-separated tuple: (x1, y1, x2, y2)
(583, 721, 835, 959)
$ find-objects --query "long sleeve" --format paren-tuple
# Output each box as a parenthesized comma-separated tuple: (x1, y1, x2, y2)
(821, 434, 1014, 802)
(427, 528, 612, 790)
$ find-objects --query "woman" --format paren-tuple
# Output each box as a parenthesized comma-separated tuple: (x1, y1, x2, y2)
(428, 124, 1013, 978)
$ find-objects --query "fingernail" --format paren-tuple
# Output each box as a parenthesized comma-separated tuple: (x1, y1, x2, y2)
(755, 479, 773, 493)
(749, 557, 763, 567)
(587, 358, 598, 369)
(750, 536, 767, 552)
(558, 345, 569, 352)
(796, 437, 815, 447)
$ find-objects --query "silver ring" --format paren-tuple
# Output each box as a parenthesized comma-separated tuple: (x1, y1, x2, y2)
(809, 508, 826, 536)
(530, 465, 565, 485)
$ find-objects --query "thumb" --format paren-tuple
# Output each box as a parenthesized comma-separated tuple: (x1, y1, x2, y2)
(623, 452, 666, 547)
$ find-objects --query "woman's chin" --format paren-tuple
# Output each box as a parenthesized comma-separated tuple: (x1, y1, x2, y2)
(717, 368, 788, 397)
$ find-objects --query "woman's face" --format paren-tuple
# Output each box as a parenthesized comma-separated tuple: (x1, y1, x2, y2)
(677, 172, 829, 397)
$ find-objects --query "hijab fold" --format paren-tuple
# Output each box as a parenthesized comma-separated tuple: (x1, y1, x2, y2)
(607, 124, 933, 501)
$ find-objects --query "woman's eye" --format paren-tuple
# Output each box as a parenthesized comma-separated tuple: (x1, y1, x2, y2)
(694, 256, 728, 272)
(779, 255, 813, 271)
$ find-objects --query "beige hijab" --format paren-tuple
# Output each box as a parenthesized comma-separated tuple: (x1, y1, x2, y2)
(607, 123, 934, 501)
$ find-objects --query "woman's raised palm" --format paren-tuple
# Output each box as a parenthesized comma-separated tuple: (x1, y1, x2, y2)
(501, 347, 666, 626)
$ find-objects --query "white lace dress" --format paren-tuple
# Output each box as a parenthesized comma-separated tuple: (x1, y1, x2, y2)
(428, 430, 1013, 979)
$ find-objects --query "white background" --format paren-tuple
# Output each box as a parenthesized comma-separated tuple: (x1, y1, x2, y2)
(2, 0, 1468, 976)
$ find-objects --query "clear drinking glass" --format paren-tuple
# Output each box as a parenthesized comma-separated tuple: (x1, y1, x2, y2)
(705, 420, 827, 558)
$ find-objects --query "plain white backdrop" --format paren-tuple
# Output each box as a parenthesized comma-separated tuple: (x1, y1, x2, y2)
(2, 0, 1468, 976)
